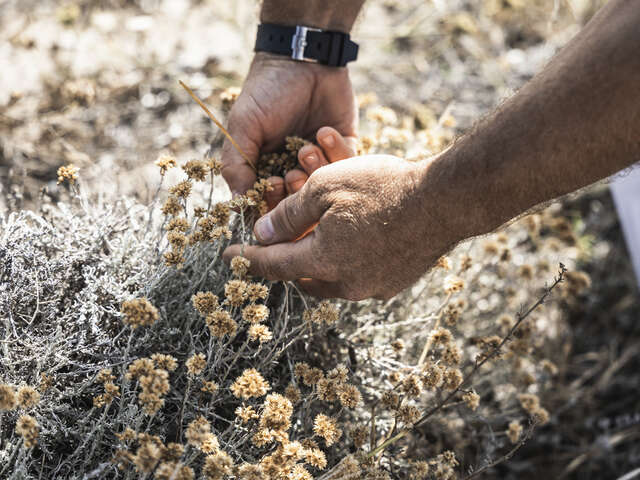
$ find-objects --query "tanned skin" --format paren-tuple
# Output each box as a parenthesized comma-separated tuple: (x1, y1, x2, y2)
(220, 0, 364, 199)
(222, 0, 640, 301)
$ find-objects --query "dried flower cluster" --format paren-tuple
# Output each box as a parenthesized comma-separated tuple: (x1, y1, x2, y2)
(1, 48, 599, 479)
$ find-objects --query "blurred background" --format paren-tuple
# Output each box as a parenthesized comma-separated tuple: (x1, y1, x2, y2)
(1, 0, 638, 477)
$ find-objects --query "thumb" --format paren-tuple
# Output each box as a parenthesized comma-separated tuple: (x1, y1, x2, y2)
(254, 183, 326, 245)
(221, 116, 260, 195)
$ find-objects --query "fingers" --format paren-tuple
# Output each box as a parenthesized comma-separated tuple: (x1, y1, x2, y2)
(221, 114, 261, 195)
(223, 236, 316, 281)
(298, 144, 330, 176)
(264, 176, 286, 211)
(316, 126, 357, 163)
(253, 182, 326, 245)
(284, 169, 309, 195)
(297, 278, 345, 299)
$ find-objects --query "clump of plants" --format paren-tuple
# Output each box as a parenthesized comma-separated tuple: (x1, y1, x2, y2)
(0, 84, 592, 479)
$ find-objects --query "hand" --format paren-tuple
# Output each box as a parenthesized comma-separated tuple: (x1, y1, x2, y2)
(223, 154, 459, 301)
(221, 53, 358, 208)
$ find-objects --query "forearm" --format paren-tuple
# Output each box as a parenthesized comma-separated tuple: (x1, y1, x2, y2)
(261, 0, 366, 32)
(424, 0, 640, 240)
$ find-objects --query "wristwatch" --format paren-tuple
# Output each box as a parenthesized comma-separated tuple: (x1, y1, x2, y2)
(255, 23, 359, 67)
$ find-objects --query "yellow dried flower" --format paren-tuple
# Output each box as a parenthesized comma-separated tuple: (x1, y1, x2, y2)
(206, 310, 237, 338)
(285, 135, 308, 153)
(220, 86, 241, 108)
(39, 373, 54, 392)
(443, 304, 462, 326)
(338, 384, 361, 409)
(459, 254, 473, 272)
(186, 416, 218, 450)
(284, 384, 301, 404)
(236, 463, 264, 480)
(346, 428, 366, 452)
(151, 354, 178, 372)
(192, 292, 219, 316)
(210, 226, 232, 241)
(182, 160, 209, 181)
(442, 368, 463, 391)
(186, 353, 206, 376)
(231, 256, 251, 278)
(57, 164, 79, 184)
(127, 358, 155, 379)
(410, 460, 430, 479)
(429, 327, 453, 346)
(290, 464, 313, 480)
(247, 283, 269, 302)
(235, 405, 259, 424)
(293, 362, 310, 380)
(164, 249, 185, 268)
(391, 340, 404, 353)
(463, 391, 480, 411)
(225, 280, 248, 307)
(367, 106, 397, 126)
(167, 230, 188, 251)
(259, 393, 293, 431)
(302, 367, 324, 387)
(203, 451, 234, 480)
(442, 343, 462, 365)
(116, 427, 137, 443)
(121, 298, 159, 329)
(155, 462, 194, 480)
(507, 420, 523, 444)
(16, 414, 39, 447)
(168, 217, 190, 233)
(541, 359, 559, 376)
(248, 324, 273, 343)
(397, 405, 421, 425)
(534, 407, 550, 425)
(231, 369, 270, 399)
(309, 301, 339, 325)
(155, 154, 177, 175)
(162, 196, 182, 216)
(0, 384, 17, 411)
(169, 180, 193, 198)
(206, 157, 223, 175)
(327, 365, 349, 383)
(443, 275, 464, 294)
(435, 256, 452, 270)
(313, 414, 341, 447)
(381, 391, 400, 409)
(402, 375, 422, 398)
(97, 369, 116, 383)
(201, 381, 218, 394)
(162, 442, 185, 462)
(517, 393, 540, 414)
(133, 440, 162, 473)
(242, 304, 269, 324)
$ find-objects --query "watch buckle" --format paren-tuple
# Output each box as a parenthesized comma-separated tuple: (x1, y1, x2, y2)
(291, 25, 320, 62)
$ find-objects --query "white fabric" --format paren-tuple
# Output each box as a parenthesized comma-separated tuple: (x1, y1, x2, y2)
(611, 166, 640, 285)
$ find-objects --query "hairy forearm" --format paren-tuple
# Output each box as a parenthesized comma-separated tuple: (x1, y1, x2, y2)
(261, 0, 366, 32)
(425, 0, 640, 240)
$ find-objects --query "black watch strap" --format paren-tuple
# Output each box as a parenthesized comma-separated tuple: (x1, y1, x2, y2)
(255, 23, 358, 67)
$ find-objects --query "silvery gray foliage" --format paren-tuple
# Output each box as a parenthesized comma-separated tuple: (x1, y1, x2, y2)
(0, 195, 315, 479)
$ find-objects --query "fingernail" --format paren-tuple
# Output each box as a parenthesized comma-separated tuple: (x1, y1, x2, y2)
(255, 215, 275, 243)
(321, 134, 335, 148)
(303, 154, 316, 165)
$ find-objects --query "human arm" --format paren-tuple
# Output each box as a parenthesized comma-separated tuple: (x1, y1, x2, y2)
(224, 0, 640, 300)
(220, 0, 365, 205)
